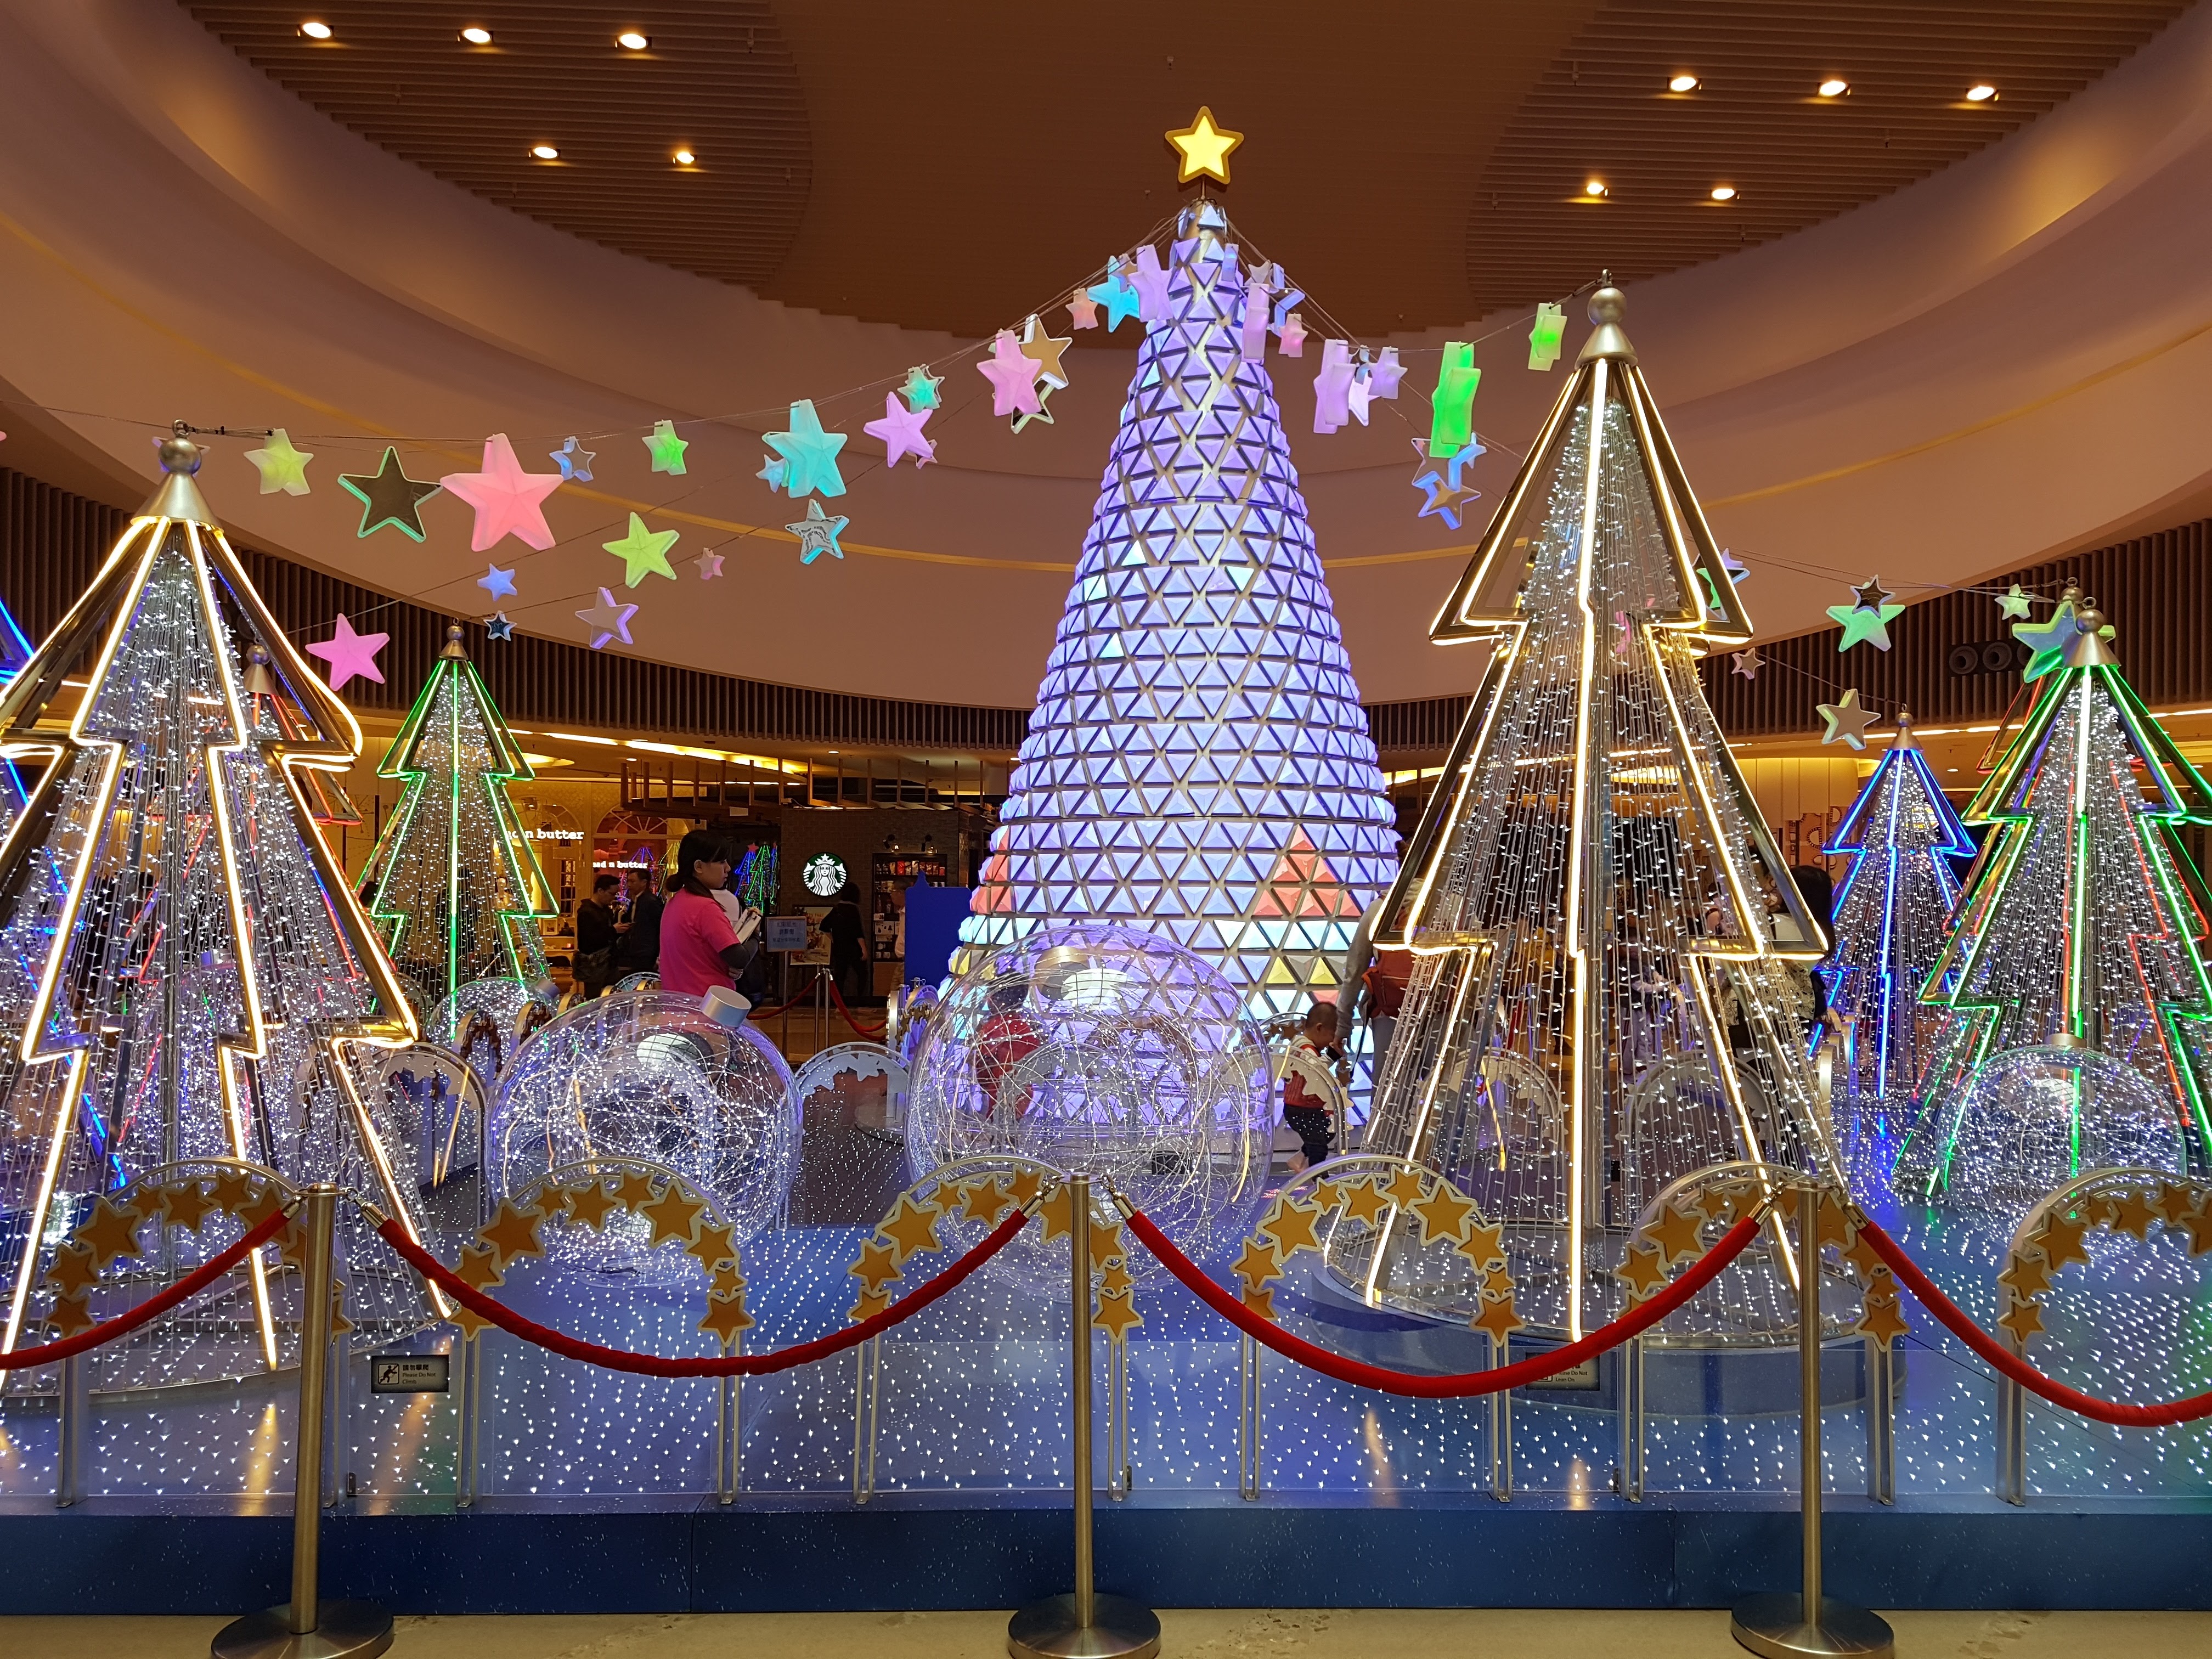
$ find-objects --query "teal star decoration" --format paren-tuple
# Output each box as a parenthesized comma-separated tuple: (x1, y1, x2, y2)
(1086, 263, 1143, 331)
(485, 612, 514, 641)
(786, 498, 850, 566)
(757, 455, 787, 492)
(1411, 447, 1481, 529)
(550, 436, 595, 482)
(337, 446, 441, 540)
(900, 365, 943, 412)
(644, 419, 689, 476)
(765, 399, 848, 498)
(603, 512, 681, 586)
(1995, 582, 2033, 620)
(1827, 600, 1905, 651)
(2015, 596, 2081, 681)
(1817, 688, 1879, 749)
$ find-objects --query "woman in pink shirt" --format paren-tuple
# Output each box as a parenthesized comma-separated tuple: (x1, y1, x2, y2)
(656, 830, 763, 1002)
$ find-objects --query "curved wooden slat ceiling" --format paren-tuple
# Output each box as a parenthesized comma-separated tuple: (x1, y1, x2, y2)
(184, 1, 2191, 332)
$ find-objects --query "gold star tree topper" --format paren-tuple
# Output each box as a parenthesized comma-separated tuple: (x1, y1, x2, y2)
(1166, 106, 1243, 183)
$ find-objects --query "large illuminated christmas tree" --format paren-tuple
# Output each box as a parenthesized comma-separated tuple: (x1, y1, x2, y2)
(360, 625, 555, 1008)
(0, 434, 433, 1359)
(1823, 711, 1975, 1137)
(1348, 285, 1836, 1340)
(962, 199, 1397, 1025)
(1897, 592, 2212, 1207)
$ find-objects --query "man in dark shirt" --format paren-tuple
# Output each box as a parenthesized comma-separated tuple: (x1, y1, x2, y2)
(819, 884, 868, 1006)
(613, 867, 664, 980)
(573, 873, 619, 997)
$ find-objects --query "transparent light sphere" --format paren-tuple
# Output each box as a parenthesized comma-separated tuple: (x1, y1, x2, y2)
(425, 974, 557, 1054)
(906, 921, 1272, 1291)
(488, 991, 798, 1270)
(1939, 1043, 2186, 1212)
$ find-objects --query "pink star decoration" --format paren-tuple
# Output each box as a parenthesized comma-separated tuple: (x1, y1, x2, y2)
(1240, 278, 1272, 361)
(977, 331, 1045, 417)
(1276, 313, 1307, 357)
(1066, 291, 1099, 330)
(1313, 340, 1356, 433)
(1128, 244, 1173, 323)
(576, 587, 638, 651)
(862, 392, 936, 469)
(305, 613, 388, 691)
(439, 433, 563, 552)
(695, 549, 725, 580)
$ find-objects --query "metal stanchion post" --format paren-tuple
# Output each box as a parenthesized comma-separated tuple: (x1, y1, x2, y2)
(1237, 1331, 1260, 1501)
(212, 1186, 392, 1659)
(1865, 1336, 1895, 1505)
(455, 1332, 485, 1508)
(1730, 1184, 1892, 1659)
(1487, 1331, 1511, 1502)
(1009, 1174, 1160, 1659)
(55, 1351, 89, 1508)
(1995, 1372, 2026, 1505)
(1613, 1334, 1645, 1502)
(718, 1373, 741, 1504)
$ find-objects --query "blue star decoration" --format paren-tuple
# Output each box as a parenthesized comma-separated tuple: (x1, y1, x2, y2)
(787, 497, 851, 566)
(765, 399, 848, 498)
(1085, 262, 1143, 331)
(477, 563, 518, 600)
(550, 436, 596, 482)
(757, 455, 787, 493)
(484, 612, 515, 641)
(2013, 595, 2112, 681)
(1412, 444, 1483, 529)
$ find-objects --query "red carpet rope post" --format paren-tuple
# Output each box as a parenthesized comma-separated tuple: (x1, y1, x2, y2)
(0, 1207, 292, 1371)
(374, 1209, 1028, 1378)
(1856, 1218, 2212, 1428)
(1126, 1210, 1762, 1398)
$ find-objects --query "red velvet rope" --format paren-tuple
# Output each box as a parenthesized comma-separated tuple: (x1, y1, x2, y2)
(1858, 1218, 2212, 1428)
(0, 1207, 291, 1370)
(753, 971, 821, 1019)
(1126, 1210, 1762, 1398)
(374, 1209, 1028, 1378)
(826, 977, 886, 1037)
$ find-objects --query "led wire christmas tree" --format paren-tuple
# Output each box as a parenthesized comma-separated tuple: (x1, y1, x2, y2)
(0, 433, 435, 1364)
(1348, 285, 1838, 1340)
(961, 199, 1397, 1033)
(360, 625, 555, 1015)
(1822, 710, 1975, 1160)
(1897, 592, 2212, 1207)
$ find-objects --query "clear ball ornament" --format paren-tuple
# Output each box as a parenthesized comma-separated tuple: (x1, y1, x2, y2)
(1937, 1043, 2186, 1211)
(905, 921, 1272, 1291)
(487, 991, 799, 1273)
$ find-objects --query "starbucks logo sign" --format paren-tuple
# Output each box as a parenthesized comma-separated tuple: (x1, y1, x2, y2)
(802, 853, 849, 898)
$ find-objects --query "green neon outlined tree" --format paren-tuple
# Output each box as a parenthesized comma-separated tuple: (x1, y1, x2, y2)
(1898, 591, 2212, 1206)
(361, 625, 555, 1007)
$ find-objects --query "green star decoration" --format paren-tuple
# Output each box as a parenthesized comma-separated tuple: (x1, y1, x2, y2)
(765, 399, 848, 498)
(603, 512, 681, 587)
(1827, 600, 1905, 652)
(2015, 596, 2081, 681)
(245, 427, 314, 496)
(900, 366, 943, 412)
(643, 419, 689, 476)
(1995, 582, 2033, 620)
(338, 446, 441, 540)
(786, 498, 850, 566)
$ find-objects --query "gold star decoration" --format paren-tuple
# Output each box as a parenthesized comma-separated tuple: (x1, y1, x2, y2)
(1412, 1183, 1477, 1247)
(1697, 1179, 1759, 1227)
(1857, 1287, 1910, 1347)
(1088, 1222, 1127, 1269)
(2178, 1203, 2212, 1256)
(699, 1290, 754, 1347)
(1844, 1228, 1887, 1281)
(1383, 1165, 1430, 1213)
(562, 1179, 622, 1231)
(2152, 1182, 2204, 1229)
(640, 1182, 708, 1248)
(479, 1200, 548, 1268)
(850, 1285, 893, 1323)
(1646, 1203, 1706, 1265)
(1339, 1178, 1392, 1228)
(1165, 106, 1244, 184)
(1616, 1242, 1669, 1300)
(1092, 1288, 1143, 1342)
(850, 1238, 904, 1295)
(329, 1281, 356, 1339)
(1815, 1193, 1855, 1253)
(1036, 1183, 1075, 1243)
(277, 1218, 312, 1269)
(1471, 1288, 1523, 1346)
(1005, 1168, 1047, 1212)
(1997, 1297, 2046, 1347)
(1240, 1283, 1277, 1321)
(879, 1193, 945, 1263)
(2104, 1187, 2157, 1240)
(1307, 1177, 1347, 1215)
(208, 1167, 257, 1216)
(708, 1261, 747, 1300)
(44, 1243, 99, 1298)
(1098, 1260, 1134, 1296)
(2035, 1209, 2093, 1272)
(958, 1177, 1014, 1224)
(158, 1180, 219, 1233)
(688, 1219, 739, 1272)
(1999, 1252, 2055, 1300)
(533, 1184, 576, 1221)
(1233, 1236, 1285, 1291)
(75, 1196, 147, 1269)
(455, 1243, 506, 1291)
(44, 1291, 94, 1340)
(1261, 1195, 1324, 1256)
(236, 1182, 289, 1233)
(1457, 1217, 1507, 1275)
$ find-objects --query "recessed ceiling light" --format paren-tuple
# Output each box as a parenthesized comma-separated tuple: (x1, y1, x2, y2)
(673, 148, 696, 166)
(1585, 178, 1608, 197)
(1818, 77, 1849, 97)
(298, 19, 332, 40)
(531, 143, 559, 160)
(460, 25, 492, 45)
(1668, 73, 1699, 93)
(1711, 184, 1737, 201)
(616, 29, 651, 50)
(1965, 82, 1998, 102)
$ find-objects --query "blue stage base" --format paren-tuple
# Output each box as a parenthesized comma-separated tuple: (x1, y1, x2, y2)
(2, 1492, 2206, 1615)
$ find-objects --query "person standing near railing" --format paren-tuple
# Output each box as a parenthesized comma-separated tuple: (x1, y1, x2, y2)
(658, 830, 763, 1005)
(1283, 1000, 1342, 1174)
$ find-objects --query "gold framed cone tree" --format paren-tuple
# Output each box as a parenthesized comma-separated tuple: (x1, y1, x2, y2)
(0, 433, 433, 1363)
(1351, 286, 1838, 1341)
